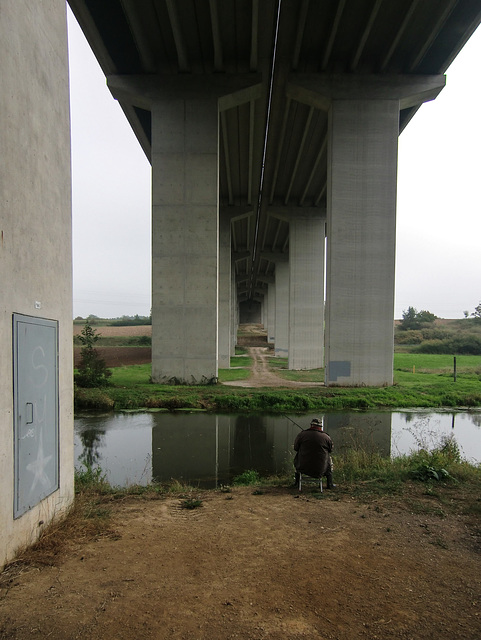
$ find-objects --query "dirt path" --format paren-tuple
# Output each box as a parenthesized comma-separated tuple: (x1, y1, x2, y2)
(1, 487, 480, 639)
(224, 347, 323, 388)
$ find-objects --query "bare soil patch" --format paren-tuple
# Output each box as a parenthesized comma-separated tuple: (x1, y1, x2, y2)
(74, 346, 151, 368)
(1, 487, 480, 639)
(73, 325, 152, 337)
(73, 325, 152, 368)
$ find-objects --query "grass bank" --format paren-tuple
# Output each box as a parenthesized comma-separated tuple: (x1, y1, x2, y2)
(74, 353, 481, 413)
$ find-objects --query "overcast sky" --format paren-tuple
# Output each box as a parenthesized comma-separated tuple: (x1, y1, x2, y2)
(67, 10, 480, 320)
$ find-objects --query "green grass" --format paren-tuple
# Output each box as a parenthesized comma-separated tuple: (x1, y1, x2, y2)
(230, 355, 252, 368)
(218, 367, 251, 382)
(394, 353, 481, 375)
(75, 353, 481, 413)
(217, 354, 253, 383)
(268, 356, 325, 382)
(110, 364, 152, 386)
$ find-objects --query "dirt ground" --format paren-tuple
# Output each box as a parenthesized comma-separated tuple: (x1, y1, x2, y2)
(74, 346, 152, 368)
(1, 486, 480, 640)
(3, 324, 478, 638)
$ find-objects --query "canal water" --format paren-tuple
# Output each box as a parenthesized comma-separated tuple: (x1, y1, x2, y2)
(74, 410, 481, 489)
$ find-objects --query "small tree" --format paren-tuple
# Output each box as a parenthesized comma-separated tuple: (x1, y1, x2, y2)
(75, 321, 112, 388)
(399, 306, 419, 330)
(472, 302, 481, 324)
(416, 310, 437, 324)
(399, 307, 437, 331)
(471, 302, 481, 322)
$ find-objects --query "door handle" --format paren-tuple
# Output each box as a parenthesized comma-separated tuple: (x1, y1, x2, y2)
(26, 402, 34, 425)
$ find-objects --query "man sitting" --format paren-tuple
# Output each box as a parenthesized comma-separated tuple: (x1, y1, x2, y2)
(293, 418, 335, 489)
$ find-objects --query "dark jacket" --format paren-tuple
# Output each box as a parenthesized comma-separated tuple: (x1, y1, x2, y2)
(293, 427, 333, 477)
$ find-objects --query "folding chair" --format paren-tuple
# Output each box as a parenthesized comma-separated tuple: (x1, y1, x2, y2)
(297, 473, 323, 493)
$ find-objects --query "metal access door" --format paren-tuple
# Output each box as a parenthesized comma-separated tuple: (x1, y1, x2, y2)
(13, 314, 59, 518)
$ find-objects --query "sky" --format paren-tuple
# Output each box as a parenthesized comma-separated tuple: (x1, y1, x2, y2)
(67, 9, 481, 321)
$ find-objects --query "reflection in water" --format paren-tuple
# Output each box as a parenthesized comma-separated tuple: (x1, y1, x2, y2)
(232, 415, 274, 475)
(324, 413, 392, 458)
(77, 428, 105, 468)
(151, 414, 293, 488)
(392, 411, 481, 461)
(73, 410, 481, 489)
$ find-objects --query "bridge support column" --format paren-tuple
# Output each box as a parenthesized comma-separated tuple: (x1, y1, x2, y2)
(231, 266, 237, 354)
(288, 215, 325, 370)
(267, 284, 276, 345)
(218, 215, 231, 369)
(151, 98, 218, 384)
(325, 100, 398, 386)
(274, 262, 289, 358)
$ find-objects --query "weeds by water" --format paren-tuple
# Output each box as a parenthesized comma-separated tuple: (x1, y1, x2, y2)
(233, 470, 261, 485)
(3, 443, 480, 578)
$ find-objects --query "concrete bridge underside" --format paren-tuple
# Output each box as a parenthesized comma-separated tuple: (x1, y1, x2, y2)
(69, 0, 481, 386)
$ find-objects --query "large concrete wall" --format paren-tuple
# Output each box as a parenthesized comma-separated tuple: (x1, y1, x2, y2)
(0, 0, 73, 568)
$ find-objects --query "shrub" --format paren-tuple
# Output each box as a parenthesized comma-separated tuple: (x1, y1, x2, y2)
(74, 387, 115, 411)
(395, 330, 423, 345)
(450, 335, 481, 355)
(75, 321, 112, 388)
(421, 328, 451, 341)
(412, 335, 481, 355)
(412, 339, 447, 354)
(233, 470, 260, 485)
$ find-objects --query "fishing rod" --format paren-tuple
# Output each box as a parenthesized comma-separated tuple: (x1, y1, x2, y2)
(283, 414, 306, 431)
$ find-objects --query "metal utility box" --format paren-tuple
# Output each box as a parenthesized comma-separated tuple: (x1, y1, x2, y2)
(13, 314, 59, 518)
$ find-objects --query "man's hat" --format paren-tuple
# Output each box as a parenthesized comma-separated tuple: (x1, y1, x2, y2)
(310, 418, 322, 427)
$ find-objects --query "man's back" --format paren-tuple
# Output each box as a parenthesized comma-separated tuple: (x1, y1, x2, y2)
(294, 428, 332, 477)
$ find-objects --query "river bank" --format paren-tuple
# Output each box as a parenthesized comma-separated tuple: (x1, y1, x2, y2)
(73, 323, 481, 413)
(75, 347, 481, 413)
(2, 476, 480, 639)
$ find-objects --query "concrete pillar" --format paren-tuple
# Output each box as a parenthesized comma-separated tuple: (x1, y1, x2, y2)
(267, 284, 276, 345)
(151, 98, 218, 384)
(286, 74, 445, 385)
(231, 264, 237, 354)
(274, 262, 289, 358)
(0, 0, 73, 568)
(288, 216, 325, 370)
(218, 215, 231, 368)
(325, 100, 398, 386)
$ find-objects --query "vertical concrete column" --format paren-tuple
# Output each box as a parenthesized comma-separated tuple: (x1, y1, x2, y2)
(218, 215, 231, 368)
(231, 266, 237, 354)
(0, 0, 73, 568)
(325, 100, 398, 386)
(274, 262, 289, 357)
(288, 216, 325, 369)
(151, 98, 219, 384)
(267, 284, 276, 345)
